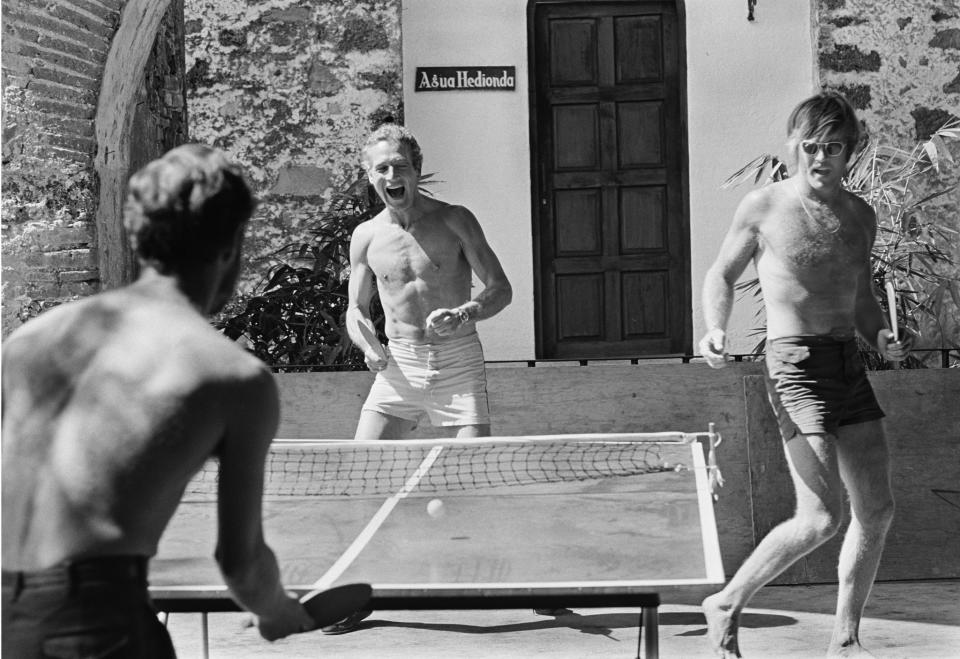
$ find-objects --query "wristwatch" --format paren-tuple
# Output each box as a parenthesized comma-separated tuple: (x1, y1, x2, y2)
(456, 306, 471, 325)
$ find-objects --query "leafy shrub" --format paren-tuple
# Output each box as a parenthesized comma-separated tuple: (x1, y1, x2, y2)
(216, 173, 383, 371)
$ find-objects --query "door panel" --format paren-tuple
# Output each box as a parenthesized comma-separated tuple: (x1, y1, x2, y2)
(554, 105, 600, 169)
(555, 189, 602, 254)
(557, 274, 604, 339)
(620, 185, 665, 251)
(531, 0, 689, 358)
(616, 15, 663, 82)
(618, 101, 663, 166)
(550, 20, 598, 85)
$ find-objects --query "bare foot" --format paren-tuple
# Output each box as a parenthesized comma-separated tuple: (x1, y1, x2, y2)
(827, 639, 875, 658)
(702, 593, 742, 658)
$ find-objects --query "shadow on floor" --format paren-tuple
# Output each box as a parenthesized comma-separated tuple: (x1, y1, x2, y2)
(660, 579, 960, 626)
(352, 610, 796, 638)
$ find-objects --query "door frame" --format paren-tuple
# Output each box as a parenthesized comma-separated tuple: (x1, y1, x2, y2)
(526, 0, 692, 359)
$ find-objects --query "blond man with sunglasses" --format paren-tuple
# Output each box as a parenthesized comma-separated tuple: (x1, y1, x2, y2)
(698, 92, 911, 658)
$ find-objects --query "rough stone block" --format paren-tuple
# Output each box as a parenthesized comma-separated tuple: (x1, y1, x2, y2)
(38, 225, 94, 250)
(61, 279, 99, 296)
(911, 106, 956, 140)
(929, 28, 960, 50)
(58, 269, 99, 283)
(41, 248, 96, 270)
(945, 69, 960, 94)
(833, 83, 871, 109)
(820, 44, 881, 72)
(270, 164, 333, 196)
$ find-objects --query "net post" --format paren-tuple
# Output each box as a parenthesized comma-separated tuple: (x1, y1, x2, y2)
(201, 612, 209, 659)
(708, 422, 724, 497)
(699, 423, 724, 499)
(641, 604, 659, 658)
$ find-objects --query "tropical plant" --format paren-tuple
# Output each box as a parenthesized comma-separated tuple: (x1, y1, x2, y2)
(216, 173, 382, 371)
(722, 119, 960, 369)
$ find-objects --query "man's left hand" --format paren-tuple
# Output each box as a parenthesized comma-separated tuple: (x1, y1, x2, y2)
(877, 328, 912, 363)
(426, 308, 463, 336)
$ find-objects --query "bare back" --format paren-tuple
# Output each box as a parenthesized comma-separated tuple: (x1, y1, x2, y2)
(1, 282, 276, 570)
(358, 199, 476, 342)
(746, 181, 876, 338)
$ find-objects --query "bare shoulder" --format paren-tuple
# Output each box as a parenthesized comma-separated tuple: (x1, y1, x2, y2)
(172, 317, 270, 385)
(440, 202, 476, 222)
(3, 296, 106, 367)
(351, 213, 381, 243)
(842, 189, 877, 226)
(732, 182, 781, 229)
(436, 202, 482, 237)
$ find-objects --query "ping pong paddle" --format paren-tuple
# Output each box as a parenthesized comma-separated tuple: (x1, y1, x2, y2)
(885, 280, 898, 341)
(300, 583, 372, 629)
(357, 321, 387, 362)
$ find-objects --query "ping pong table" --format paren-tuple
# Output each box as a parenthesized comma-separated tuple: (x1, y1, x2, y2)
(151, 427, 725, 658)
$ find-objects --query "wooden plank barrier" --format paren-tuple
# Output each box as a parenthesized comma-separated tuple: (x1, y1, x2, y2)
(274, 363, 959, 583)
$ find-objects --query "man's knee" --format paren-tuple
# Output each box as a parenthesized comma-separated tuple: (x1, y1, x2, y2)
(795, 500, 845, 544)
(860, 495, 895, 531)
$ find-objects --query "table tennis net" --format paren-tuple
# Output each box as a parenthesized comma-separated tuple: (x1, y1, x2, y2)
(183, 435, 699, 500)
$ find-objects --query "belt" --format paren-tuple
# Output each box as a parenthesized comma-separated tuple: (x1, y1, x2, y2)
(2, 556, 148, 590)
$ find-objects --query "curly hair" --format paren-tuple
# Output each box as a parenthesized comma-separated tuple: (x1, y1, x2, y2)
(123, 144, 256, 268)
(786, 91, 864, 162)
(361, 123, 423, 173)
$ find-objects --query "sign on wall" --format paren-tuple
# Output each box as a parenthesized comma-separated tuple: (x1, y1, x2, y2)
(415, 66, 516, 92)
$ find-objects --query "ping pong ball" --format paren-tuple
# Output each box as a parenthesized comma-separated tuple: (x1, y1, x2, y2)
(427, 498, 445, 518)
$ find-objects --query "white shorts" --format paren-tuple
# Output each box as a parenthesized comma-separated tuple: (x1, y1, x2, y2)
(361, 332, 491, 427)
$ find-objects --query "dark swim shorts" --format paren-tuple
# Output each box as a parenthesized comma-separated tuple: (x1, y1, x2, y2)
(2, 556, 176, 659)
(763, 334, 885, 439)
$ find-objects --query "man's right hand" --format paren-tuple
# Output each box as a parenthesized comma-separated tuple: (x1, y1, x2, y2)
(253, 593, 317, 641)
(877, 328, 912, 363)
(698, 328, 729, 369)
(364, 349, 388, 372)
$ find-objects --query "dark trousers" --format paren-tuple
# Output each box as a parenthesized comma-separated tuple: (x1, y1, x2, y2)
(2, 556, 177, 659)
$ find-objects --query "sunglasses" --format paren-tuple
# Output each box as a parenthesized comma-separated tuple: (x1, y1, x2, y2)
(800, 140, 846, 157)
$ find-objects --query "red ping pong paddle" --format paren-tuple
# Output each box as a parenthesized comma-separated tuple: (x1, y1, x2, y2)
(300, 583, 372, 628)
(357, 321, 387, 362)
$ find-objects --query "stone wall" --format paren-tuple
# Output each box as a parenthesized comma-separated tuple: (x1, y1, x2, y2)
(1, 0, 121, 334)
(816, 0, 960, 347)
(1, 0, 186, 336)
(183, 0, 402, 301)
(818, 0, 959, 143)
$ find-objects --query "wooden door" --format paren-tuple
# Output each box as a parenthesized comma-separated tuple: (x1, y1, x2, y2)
(530, 0, 689, 358)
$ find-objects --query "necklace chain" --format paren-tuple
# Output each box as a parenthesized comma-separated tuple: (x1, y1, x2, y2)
(794, 182, 840, 233)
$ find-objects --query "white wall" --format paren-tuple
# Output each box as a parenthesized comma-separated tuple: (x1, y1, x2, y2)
(402, 0, 815, 359)
(685, 0, 815, 353)
(401, 0, 533, 360)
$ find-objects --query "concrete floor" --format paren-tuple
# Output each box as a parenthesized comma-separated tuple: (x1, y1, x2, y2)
(164, 580, 959, 658)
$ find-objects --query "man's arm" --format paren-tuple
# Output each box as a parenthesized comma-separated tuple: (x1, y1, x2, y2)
(440, 206, 513, 326)
(214, 365, 313, 640)
(699, 191, 764, 367)
(345, 223, 387, 370)
(851, 203, 910, 361)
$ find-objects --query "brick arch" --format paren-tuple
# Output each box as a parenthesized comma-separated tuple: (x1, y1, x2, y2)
(1, 0, 184, 334)
(94, 0, 173, 289)
(1, 1, 120, 334)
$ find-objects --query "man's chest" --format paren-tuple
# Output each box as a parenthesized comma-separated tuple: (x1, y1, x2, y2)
(761, 215, 870, 274)
(368, 226, 465, 283)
